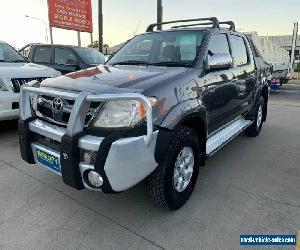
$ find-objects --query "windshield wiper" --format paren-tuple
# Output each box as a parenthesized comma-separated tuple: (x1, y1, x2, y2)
(112, 60, 192, 67)
(112, 60, 149, 66)
(9, 60, 27, 63)
(149, 61, 192, 67)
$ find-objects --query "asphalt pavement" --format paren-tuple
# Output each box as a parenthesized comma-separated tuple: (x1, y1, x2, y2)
(0, 81, 299, 250)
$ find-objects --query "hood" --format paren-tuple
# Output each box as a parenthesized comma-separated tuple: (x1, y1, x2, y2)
(0, 62, 59, 81)
(41, 65, 188, 94)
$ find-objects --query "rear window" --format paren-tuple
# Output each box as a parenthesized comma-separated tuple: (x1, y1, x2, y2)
(20, 45, 32, 58)
(230, 35, 248, 66)
(34, 47, 52, 63)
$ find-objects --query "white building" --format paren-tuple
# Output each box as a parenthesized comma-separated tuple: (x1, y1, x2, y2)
(261, 35, 300, 62)
(246, 32, 290, 73)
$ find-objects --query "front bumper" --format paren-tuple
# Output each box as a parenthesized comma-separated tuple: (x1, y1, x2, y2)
(0, 91, 19, 121)
(19, 119, 158, 193)
(19, 86, 158, 193)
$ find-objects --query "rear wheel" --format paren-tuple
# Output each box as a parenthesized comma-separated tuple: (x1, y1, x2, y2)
(147, 126, 200, 210)
(245, 97, 265, 137)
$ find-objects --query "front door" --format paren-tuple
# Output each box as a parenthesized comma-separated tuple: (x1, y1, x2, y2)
(201, 33, 239, 134)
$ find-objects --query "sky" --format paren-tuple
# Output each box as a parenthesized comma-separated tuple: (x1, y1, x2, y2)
(0, 0, 299, 49)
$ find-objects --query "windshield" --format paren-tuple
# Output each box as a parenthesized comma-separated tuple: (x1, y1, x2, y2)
(74, 48, 105, 65)
(108, 30, 206, 67)
(0, 43, 27, 62)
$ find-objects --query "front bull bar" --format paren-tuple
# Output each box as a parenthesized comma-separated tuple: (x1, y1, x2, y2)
(19, 86, 154, 146)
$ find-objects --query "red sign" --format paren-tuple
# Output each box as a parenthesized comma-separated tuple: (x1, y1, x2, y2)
(48, 0, 93, 33)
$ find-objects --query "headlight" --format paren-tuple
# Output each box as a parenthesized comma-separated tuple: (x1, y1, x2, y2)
(30, 94, 39, 113)
(53, 70, 61, 78)
(93, 98, 157, 128)
(0, 78, 8, 91)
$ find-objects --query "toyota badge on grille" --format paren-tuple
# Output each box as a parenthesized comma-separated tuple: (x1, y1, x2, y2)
(52, 98, 64, 113)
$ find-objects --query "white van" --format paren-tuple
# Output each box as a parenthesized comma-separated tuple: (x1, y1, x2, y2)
(0, 41, 61, 121)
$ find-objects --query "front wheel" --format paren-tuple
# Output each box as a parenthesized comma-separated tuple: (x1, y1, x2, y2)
(147, 126, 200, 210)
(245, 97, 265, 137)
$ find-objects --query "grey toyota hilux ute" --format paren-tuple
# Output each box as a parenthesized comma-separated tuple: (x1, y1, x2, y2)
(18, 17, 269, 210)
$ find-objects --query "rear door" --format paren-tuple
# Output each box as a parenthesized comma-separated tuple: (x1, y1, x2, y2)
(201, 33, 238, 133)
(229, 34, 256, 116)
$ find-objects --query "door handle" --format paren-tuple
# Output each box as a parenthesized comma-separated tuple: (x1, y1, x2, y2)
(207, 85, 217, 93)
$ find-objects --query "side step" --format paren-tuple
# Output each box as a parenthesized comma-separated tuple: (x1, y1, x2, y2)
(206, 117, 253, 157)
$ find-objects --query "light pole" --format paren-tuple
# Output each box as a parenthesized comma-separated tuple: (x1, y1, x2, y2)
(289, 22, 298, 78)
(98, 0, 103, 53)
(157, 0, 163, 30)
(25, 15, 49, 43)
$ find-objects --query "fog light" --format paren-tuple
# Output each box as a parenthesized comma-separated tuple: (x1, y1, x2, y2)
(37, 97, 44, 105)
(83, 151, 96, 164)
(87, 171, 103, 187)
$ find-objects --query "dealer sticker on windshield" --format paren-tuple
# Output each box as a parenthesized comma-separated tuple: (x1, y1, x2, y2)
(36, 149, 61, 174)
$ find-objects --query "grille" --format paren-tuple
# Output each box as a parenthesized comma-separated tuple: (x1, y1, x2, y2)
(34, 134, 61, 152)
(11, 77, 47, 93)
(35, 95, 102, 127)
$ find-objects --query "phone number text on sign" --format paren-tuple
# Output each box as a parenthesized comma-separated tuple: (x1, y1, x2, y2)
(48, 0, 93, 33)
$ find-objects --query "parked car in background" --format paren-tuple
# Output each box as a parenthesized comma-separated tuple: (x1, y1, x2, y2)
(19, 44, 105, 74)
(245, 32, 290, 85)
(269, 75, 281, 90)
(0, 41, 60, 121)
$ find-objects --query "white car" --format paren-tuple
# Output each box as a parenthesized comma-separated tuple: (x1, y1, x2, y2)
(0, 41, 60, 121)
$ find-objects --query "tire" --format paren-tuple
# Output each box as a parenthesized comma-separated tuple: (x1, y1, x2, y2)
(245, 97, 265, 137)
(147, 126, 200, 210)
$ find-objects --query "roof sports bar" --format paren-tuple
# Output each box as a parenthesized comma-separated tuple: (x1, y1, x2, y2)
(146, 17, 220, 32)
(171, 22, 215, 29)
(219, 21, 236, 31)
(171, 20, 236, 31)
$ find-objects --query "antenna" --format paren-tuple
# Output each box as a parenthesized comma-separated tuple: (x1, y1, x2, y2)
(133, 21, 141, 36)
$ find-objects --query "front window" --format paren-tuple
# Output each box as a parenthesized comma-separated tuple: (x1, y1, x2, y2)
(230, 35, 249, 66)
(74, 48, 105, 65)
(108, 30, 206, 67)
(0, 43, 27, 63)
(208, 34, 230, 56)
(55, 48, 77, 65)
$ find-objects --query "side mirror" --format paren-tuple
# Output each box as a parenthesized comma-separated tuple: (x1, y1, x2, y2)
(207, 53, 233, 71)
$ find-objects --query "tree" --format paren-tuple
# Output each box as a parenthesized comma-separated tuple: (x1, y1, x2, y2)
(88, 42, 110, 54)
(103, 44, 109, 54)
(88, 41, 99, 48)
